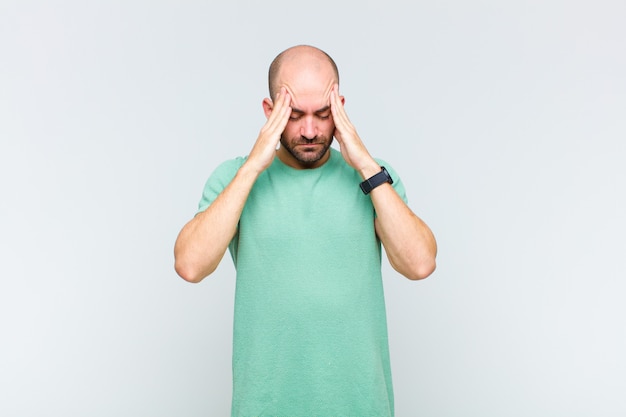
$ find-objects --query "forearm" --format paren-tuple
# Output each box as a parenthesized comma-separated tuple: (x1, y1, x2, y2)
(175, 88, 292, 282)
(371, 184, 437, 280)
(353, 157, 436, 280)
(174, 163, 260, 283)
(329, 84, 436, 279)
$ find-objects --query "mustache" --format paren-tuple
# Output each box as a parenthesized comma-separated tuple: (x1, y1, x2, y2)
(297, 135, 326, 144)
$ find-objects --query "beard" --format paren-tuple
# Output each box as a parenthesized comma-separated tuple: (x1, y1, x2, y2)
(279, 134, 334, 166)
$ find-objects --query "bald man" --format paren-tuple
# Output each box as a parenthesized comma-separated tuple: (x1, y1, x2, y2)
(174, 45, 437, 416)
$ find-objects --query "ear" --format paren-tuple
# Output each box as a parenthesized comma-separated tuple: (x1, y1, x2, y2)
(262, 98, 273, 118)
(340, 95, 345, 106)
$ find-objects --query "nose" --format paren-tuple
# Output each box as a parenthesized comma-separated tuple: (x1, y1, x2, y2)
(300, 116, 317, 140)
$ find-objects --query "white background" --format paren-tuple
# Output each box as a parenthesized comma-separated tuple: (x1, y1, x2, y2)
(1, 1, 625, 416)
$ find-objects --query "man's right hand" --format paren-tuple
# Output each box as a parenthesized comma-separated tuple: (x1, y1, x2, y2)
(245, 87, 292, 174)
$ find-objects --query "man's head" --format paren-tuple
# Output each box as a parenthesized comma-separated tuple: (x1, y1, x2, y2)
(268, 45, 339, 101)
(264, 45, 342, 169)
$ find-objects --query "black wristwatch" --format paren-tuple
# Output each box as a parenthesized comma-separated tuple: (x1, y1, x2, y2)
(359, 166, 393, 194)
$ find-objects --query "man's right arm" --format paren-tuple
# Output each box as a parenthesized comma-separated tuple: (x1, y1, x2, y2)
(174, 88, 292, 283)
(174, 164, 260, 283)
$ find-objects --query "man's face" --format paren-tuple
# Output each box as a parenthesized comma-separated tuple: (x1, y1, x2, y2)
(275, 62, 337, 169)
(279, 99, 334, 167)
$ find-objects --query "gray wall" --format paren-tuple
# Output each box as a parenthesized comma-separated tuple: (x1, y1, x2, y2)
(1, 1, 624, 416)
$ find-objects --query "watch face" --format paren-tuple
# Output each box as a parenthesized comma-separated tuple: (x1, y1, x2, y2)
(381, 167, 390, 180)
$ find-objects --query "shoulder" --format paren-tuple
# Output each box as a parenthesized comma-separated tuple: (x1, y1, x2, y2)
(200, 156, 248, 190)
(197, 156, 247, 213)
(211, 156, 247, 180)
(367, 155, 401, 179)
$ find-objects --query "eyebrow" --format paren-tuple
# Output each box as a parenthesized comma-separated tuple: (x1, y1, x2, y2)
(290, 105, 331, 115)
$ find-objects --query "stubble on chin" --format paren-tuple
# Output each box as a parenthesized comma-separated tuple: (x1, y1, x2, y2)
(280, 136, 333, 165)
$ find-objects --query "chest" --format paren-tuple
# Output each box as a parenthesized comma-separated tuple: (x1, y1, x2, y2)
(240, 168, 375, 247)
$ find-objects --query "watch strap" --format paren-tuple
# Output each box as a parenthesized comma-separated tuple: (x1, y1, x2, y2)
(360, 166, 393, 194)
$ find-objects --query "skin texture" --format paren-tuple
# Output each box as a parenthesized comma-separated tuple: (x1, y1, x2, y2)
(174, 45, 437, 283)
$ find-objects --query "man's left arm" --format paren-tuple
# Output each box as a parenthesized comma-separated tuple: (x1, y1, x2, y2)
(330, 85, 437, 280)
(369, 170, 437, 280)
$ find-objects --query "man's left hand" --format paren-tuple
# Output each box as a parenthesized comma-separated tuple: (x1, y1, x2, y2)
(330, 84, 380, 178)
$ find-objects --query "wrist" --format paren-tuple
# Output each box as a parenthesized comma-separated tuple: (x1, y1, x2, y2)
(359, 166, 393, 194)
(357, 159, 382, 180)
(239, 159, 265, 180)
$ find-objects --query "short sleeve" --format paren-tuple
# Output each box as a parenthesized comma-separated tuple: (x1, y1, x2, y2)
(197, 157, 247, 214)
(374, 158, 408, 204)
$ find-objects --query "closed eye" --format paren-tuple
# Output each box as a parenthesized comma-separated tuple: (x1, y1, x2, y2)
(288, 106, 331, 121)
(315, 106, 331, 120)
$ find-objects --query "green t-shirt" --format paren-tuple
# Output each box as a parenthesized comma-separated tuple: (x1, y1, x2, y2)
(198, 148, 408, 417)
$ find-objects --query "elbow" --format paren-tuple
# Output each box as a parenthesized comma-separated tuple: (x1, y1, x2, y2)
(174, 258, 215, 284)
(405, 239, 438, 280)
(403, 258, 437, 281)
(173, 238, 219, 283)
(417, 258, 437, 280)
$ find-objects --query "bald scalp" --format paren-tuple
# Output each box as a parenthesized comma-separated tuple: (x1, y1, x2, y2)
(268, 45, 339, 100)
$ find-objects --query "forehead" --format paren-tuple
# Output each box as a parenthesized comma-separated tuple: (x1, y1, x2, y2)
(279, 65, 335, 110)
(274, 48, 337, 104)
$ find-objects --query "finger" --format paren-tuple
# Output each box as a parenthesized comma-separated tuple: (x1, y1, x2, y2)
(263, 90, 291, 140)
(329, 88, 345, 144)
(267, 89, 291, 131)
(330, 86, 350, 131)
(330, 86, 347, 120)
(264, 88, 286, 122)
